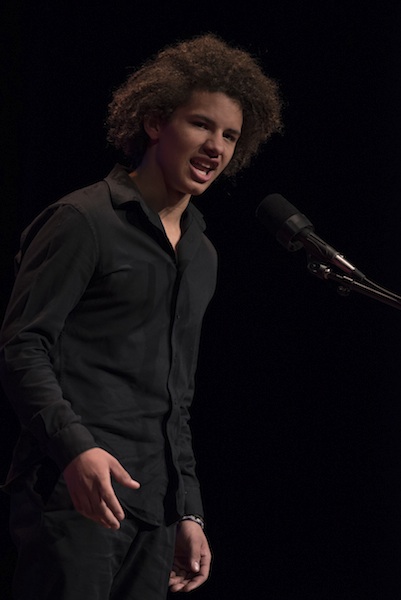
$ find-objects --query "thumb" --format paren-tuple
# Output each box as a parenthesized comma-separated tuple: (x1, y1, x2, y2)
(191, 559, 201, 573)
(109, 459, 140, 489)
(188, 545, 201, 573)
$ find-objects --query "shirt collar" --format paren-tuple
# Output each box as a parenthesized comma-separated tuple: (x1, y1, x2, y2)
(104, 164, 207, 233)
(104, 164, 144, 208)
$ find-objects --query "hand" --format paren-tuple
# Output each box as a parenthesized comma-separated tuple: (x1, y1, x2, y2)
(169, 520, 212, 593)
(63, 447, 140, 529)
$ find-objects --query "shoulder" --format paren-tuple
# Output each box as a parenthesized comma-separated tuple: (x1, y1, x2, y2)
(55, 179, 112, 219)
(19, 180, 109, 247)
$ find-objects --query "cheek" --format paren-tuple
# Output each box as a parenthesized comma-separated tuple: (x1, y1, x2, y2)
(155, 140, 177, 170)
(158, 132, 191, 163)
(222, 145, 237, 169)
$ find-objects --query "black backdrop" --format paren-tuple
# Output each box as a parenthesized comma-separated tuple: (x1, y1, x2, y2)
(1, 2, 401, 598)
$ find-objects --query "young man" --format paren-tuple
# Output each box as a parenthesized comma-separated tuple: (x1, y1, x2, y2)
(0, 34, 282, 599)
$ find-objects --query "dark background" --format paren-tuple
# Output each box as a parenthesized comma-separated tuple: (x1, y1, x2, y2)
(1, 1, 401, 598)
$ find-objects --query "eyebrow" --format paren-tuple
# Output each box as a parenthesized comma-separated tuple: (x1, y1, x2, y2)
(191, 113, 242, 137)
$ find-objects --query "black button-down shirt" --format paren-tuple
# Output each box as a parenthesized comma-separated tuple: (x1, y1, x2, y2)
(0, 165, 217, 525)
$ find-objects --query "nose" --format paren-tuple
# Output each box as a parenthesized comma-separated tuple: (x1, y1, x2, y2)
(203, 132, 224, 157)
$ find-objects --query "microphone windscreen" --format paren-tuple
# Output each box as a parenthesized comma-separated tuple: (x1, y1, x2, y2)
(256, 194, 300, 236)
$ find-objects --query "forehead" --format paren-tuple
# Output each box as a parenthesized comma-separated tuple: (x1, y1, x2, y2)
(175, 90, 243, 129)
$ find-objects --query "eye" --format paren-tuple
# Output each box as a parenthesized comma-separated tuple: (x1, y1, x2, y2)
(193, 120, 208, 129)
(224, 132, 238, 143)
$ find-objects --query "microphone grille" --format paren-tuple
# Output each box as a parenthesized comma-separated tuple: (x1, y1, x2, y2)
(256, 194, 299, 236)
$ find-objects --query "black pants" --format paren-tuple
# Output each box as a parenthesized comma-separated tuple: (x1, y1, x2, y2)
(9, 470, 176, 600)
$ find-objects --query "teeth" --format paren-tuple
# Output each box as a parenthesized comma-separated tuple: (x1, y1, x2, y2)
(192, 160, 212, 173)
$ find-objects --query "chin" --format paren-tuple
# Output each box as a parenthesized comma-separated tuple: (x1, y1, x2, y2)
(188, 187, 207, 197)
(186, 179, 216, 197)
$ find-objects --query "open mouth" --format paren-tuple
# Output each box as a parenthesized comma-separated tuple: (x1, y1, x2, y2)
(190, 159, 215, 175)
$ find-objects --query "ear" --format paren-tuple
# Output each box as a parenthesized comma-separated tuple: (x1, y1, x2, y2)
(143, 114, 163, 141)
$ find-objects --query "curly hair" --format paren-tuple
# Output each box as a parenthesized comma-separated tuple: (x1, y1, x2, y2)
(106, 34, 283, 176)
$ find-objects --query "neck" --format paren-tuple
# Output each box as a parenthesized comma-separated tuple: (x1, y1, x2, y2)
(130, 166, 190, 225)
(129, 166, 190, 252)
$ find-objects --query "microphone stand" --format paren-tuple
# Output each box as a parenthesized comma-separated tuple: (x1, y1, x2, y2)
(307, 258, 401, 311)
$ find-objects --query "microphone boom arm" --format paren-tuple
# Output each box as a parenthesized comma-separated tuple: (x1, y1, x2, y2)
(307, 258, 401, 311)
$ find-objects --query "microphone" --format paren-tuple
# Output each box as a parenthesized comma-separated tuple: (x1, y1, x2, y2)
(256, 193, 366, 282)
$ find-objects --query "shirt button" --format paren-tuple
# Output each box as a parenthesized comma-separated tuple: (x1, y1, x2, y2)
(176, 313, 181, 320)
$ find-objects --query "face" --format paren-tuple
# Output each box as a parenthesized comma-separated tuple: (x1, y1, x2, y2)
(146, 90, 243, 201)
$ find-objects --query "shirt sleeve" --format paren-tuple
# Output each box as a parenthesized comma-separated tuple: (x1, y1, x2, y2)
(177, 380, 205, 517)
(0, 203, 99, 472)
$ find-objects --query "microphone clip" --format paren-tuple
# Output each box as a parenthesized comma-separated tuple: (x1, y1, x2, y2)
(306, 256, 401, 310)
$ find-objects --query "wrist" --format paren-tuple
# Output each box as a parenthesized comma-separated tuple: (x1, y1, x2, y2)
(179, 514, 205, 530)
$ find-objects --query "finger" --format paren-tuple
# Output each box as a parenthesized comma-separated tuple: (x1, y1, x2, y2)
(97, 500, 123, 529)
(178, 558, 211, 592)
(169, 573, 183, 588)
(110, 461, 141, 489)
(178, 573, 206, 593)
(170, 574, 204, 593)
(72, 499, 119, 529)
(79, 491, 122, 529)
(99, 485, 126, 523)
(169, 565, 207, 593)
(170, 581, 190, 592)
(98, 518, 114, 529)
(169, 575, 193, 593)
(169, 568, 187, 584)
(69, 485, 120, 528)
(198, 552, 212, 578)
